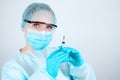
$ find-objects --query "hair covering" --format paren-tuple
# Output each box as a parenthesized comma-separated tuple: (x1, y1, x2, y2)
(21, 3, 56, 31)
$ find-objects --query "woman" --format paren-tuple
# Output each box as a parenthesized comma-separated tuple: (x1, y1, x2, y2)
(2, 3, 96, 80)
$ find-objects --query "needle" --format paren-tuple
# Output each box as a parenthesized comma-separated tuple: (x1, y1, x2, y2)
(62, 35, 65, 48)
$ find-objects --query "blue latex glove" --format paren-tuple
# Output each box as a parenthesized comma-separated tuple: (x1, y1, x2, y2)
(46, 46, 69, 78)
(63, 47, 84, 67)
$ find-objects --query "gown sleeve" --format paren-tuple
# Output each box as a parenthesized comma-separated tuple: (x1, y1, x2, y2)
(2, 61, 27, 80)
(69, 61, 96, 80)
(1, 60, 55, 80)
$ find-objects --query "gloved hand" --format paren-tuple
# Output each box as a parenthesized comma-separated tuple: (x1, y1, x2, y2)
(46, 46, 69, 78)
(63, 47, 84, 67)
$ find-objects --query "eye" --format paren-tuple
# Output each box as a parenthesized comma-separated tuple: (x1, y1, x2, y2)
(46, 25, 53, 30)
(32, 23, 40, 28)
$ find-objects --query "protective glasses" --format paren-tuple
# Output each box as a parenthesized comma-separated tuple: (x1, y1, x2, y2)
(24, 19, 57, 32)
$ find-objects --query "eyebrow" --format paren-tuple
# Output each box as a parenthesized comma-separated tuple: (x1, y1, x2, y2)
(24, 19, 57, 27)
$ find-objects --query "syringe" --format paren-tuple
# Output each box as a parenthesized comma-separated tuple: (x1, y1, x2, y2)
(62, 35, 71, 76)
(62, 35, 65, 48)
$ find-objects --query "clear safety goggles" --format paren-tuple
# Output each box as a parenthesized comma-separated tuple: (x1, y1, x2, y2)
(24, 19, 57, 32)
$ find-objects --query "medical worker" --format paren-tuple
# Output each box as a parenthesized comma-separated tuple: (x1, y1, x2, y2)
(1, 3, 96, 80)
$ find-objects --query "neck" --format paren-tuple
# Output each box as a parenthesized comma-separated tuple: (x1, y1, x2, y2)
(20, 43, 33, 53)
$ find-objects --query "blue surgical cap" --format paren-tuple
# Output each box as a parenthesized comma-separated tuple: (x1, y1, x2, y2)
(21, 3, 56, 31)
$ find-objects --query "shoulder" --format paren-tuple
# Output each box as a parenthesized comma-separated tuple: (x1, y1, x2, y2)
(3, 55, 18, 68)
(2, 53, 27, 71)
(1, 53, 29, 79)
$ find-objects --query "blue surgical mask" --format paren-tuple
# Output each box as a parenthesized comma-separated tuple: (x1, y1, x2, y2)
(26, 29, 53, 50)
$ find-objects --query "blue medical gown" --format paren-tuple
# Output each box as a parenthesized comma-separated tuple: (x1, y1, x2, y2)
(2, 47, 96, 80)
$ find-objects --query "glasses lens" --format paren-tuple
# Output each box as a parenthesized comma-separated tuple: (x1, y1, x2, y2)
(32, 23, 41, 28)
(46, 25, 56, 30)
(24, 19, 57, 32)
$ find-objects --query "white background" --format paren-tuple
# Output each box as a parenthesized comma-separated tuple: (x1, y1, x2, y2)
(0, 0, 120, 80)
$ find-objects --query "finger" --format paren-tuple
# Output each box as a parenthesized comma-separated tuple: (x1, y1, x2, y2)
(55, 52, 69, 60)
(48, 49, 62, 58)
(57, 55, 69, 63)
(62, 58, 70, 62)
(63, 47, 72, 53)
(58, 46, 62, 50)
(63, 47, 80, 57)
(51, 49, 70, 58)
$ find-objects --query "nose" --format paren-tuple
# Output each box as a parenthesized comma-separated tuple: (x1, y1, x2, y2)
(38, 25, 48, 32)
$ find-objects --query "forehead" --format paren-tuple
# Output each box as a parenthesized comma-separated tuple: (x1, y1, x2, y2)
(31, 11, 54, 23)
(32, 18, 52, 24)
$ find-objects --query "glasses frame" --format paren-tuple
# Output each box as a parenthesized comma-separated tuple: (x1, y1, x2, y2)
(24, 19, 57, 28)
